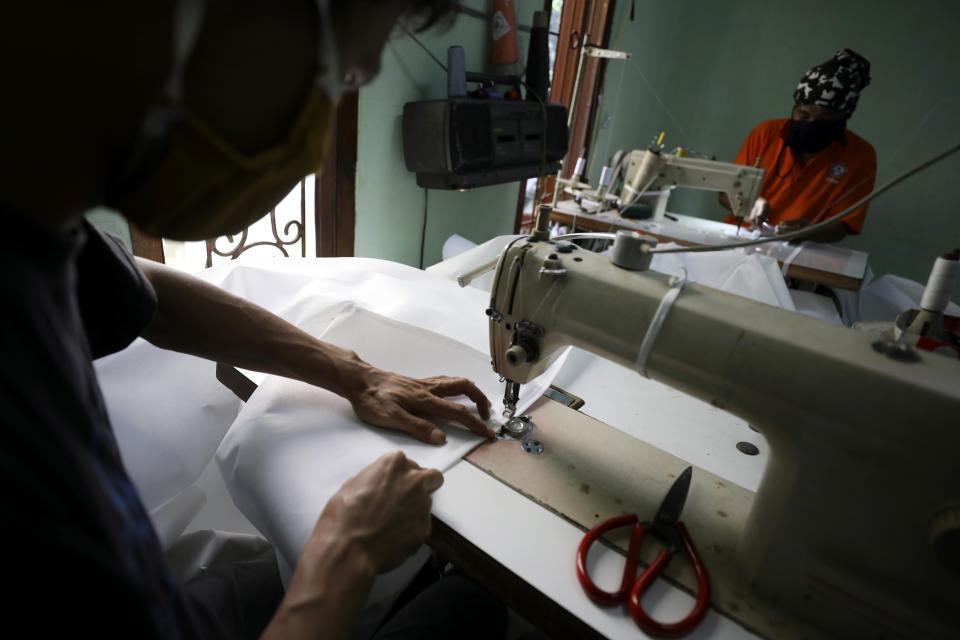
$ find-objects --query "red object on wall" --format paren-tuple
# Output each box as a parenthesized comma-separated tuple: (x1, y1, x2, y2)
(491, 0, 519, 65)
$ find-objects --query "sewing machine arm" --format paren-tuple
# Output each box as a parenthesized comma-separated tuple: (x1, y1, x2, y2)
(486, 234, 960, 638)
(621, 150, 765, 219)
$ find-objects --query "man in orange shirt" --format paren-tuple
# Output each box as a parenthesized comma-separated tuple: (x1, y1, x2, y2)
(721, 49, 877, 243)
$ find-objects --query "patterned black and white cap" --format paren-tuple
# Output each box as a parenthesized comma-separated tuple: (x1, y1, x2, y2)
(793, 49, 872, 116)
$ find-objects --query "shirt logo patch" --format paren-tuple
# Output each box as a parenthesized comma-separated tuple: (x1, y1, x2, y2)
(829, 162, 848, 179)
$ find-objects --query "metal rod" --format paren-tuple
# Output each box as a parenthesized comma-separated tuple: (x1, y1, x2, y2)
(567, 34, 590, 129)
(456, 258, 499, 288)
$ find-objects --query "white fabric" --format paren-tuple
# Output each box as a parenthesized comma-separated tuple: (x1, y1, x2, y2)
(649, 244, 797, 310)
(215, 304, 565, 637)
(789, 289, 844, 325)
(834, 267, 960, 326)
(94, 257, 519, 548)
(217, 304, 564, 577)
(440, 233, 478, 260)
(94, 253, 567, 636)
(213, 257, 494, 353)
(96, 341, 243, 544)
(150, 486, 208, 550)
(96, 248, 797, 546)
(434, 235, 797, 310)
(428, 233, 525, 291)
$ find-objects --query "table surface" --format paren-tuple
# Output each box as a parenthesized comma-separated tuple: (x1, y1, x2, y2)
(433, 347, 771, 639)
(427, 238, 775, 638)
(551, 200, 868, 291)
(176, 257, 778, 639)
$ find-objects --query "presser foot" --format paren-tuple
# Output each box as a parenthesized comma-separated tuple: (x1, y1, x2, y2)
(498, 415, 534, 440)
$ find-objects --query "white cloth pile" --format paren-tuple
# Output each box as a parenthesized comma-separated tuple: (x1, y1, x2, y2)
(94, 255, 566, 637)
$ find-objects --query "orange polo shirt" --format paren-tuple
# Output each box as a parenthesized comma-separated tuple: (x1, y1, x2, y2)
(724, 118, 877, 233)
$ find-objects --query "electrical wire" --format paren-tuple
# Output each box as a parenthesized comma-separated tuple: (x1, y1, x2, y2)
(517, 77, 549, 197)
(553, 232, 618, 243)
(419, 188, 429, 268)
(587, 60, 628, 181)
(396, 24, 959, 263)
(626, 57, 691, 148)
(400, 24, 446, 70)
(551, 139, 960, 254)
(652, 140, 960, 254)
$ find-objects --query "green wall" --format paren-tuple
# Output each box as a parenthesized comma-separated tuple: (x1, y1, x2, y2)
(587, 0, 960, 298)
(355, 1, 543, 267)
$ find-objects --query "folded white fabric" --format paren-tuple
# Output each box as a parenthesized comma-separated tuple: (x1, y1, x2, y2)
(650, 243, 797, 310)
(96, 257, 498, 544)
(217, 304, 566, 584)
(96, 341, 243, 521)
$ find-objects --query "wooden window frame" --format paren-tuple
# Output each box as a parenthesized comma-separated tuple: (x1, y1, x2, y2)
(514, 0, 615, 233)
(316, 91, 358, 258)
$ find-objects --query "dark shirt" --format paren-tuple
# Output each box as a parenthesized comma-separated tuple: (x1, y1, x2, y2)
(0, 214, 198, 637)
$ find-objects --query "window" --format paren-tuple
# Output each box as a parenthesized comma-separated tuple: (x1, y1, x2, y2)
(516, 0, 614, 233)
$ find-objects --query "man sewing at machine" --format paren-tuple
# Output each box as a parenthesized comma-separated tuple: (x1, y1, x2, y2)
(1, 1, 506, 639)
(719, 49, 877, 243)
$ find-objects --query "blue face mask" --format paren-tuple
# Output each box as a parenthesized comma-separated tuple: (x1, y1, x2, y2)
(786, 117, 847, 154)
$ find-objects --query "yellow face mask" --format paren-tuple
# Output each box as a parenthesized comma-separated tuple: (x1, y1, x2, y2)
(105, 0, 348, 241)
(107, 85, 337, 241)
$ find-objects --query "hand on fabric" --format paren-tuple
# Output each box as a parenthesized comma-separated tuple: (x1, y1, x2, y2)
(775, 218, 810, 234)
(342, 364, 495, 445)
(775, 217, 849, 244)
(265, 452, 443, 639)
(747, 197, 771, 226)
(136, 259, 494, 445)
(314, 451, 442, 573)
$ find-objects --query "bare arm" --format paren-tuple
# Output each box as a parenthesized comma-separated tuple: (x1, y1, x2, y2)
(136, 263, 479, 637)
(136, 258, 493, 443)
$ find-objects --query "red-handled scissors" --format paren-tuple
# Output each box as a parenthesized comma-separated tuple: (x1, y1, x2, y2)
(575, 466, 710, 638)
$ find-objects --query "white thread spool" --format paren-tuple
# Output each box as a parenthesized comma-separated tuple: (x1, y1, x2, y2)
(921, 254, 960, 313)
(599, 165, 613, 186)
(573, 156, 586, 179)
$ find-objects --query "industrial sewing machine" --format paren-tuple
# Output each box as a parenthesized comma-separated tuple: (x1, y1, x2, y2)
(555, 146, 765, 223)
(485, 216, 960, 638)
(619, 148, 766, 221)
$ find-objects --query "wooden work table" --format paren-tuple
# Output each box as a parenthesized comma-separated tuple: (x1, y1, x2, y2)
(549, 200, 868, 291)
(429, 391, 824, 640)
(426, 342, 817, 640)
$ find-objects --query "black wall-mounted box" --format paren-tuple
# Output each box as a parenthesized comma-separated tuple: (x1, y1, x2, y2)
(402, 98, 568, 189)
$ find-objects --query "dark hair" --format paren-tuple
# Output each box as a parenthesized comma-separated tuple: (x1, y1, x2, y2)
(329, 0, 457, 37)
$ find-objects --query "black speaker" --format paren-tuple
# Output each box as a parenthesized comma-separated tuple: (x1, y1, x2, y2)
(402, 98, 568, 189)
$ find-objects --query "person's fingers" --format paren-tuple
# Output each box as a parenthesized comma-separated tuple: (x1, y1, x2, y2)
(425, 377, 492, 420)
(409, 395, 495, 439)
(387, 410, 448, 444)
(379, 449, 409, 472)
(403, 455, 424, 471)
(778, 218, 809, 232)
(415, 468, 444, 493)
